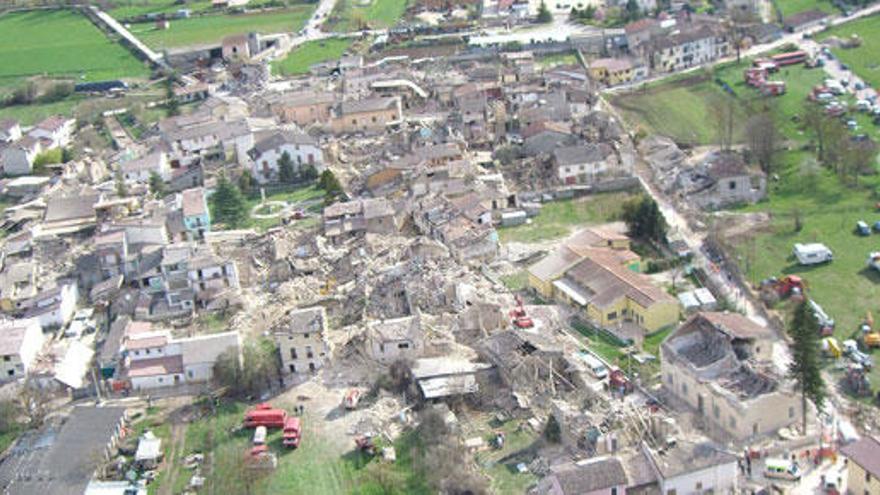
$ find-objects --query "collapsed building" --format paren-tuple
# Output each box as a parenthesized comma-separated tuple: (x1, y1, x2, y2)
(661, 312, 801, 440)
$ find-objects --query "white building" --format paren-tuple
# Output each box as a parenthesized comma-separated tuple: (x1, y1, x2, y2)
(120, 152, 171, 183)
(247, 129, 324, 184)
(274, 306, 329, 375)
(0, 318, 44, 380)
(1, 136, 41, 176)
(124, 327, 241, 390)
(642, 441, 738, 494)
(652, 24, 729, 73)
(28, 115, 76, 149)
(21, 280, 78, 329)
(366, 314, 424, 363)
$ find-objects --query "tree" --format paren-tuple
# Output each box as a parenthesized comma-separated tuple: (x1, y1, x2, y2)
(788, 300, 826, 433)
(213, 338, 280, 398)
(544, 414, 561, 443)
(278, 151, 296, 184)
(745, 111, 779, 175)
(318, 169, 344, 205)
(624, 0, 641, 21)
(17, 380, 51, 428)
(711, 94, 737, 151)
(842, 138, 877, 187)
(537, 0, 552, 22)
(210, 174, 247, 228)
(799, 154, 821, 192)
(238, 169, 256, 196)
(115, 170, 128, 197)
(802, 103, 833, 162)
(0, 400, 20, 435)
(622, 195, 667, 244)
(164, 75, 180, 117)
(302, 164, 319, 182)
(148, 171, 166, 197)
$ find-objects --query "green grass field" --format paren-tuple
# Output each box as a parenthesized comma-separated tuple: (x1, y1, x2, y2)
(0, 10, 150, 88)
(131, 6, 314, 48)
(611, 71, 747, 146)
(611, 58, 828, 145)
(728, 149, 880, 396)
(106, 0, 308, 18)
(272, 38, 353, 76)
(777, 0, 836, 18)
(153, 400, 431, 495)
(497, 191, 632, 244)
(326, 0, 408, 31)
(536, 51, 579, 68)
(817, 15, 880, 89)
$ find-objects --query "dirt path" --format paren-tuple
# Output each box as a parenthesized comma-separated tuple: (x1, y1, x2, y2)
(159, 422, 187, 495)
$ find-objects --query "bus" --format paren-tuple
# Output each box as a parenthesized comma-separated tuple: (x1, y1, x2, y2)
(772, 51, 808, 66)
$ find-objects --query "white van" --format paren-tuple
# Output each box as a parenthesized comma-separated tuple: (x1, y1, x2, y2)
(253, 425, 267, 445)
(763, 458, 801, 481)
(793, 243, 833, 265)
(579, 352, 608, 379)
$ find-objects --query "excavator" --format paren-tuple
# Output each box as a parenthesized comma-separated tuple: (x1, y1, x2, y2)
(509, 295, 534, 329)
(861, 311, 880, 349)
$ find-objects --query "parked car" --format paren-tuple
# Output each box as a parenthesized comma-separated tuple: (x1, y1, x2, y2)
(857, 220, 871, 235)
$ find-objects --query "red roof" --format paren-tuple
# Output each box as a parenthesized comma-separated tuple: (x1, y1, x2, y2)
(127, 355, 184, 377)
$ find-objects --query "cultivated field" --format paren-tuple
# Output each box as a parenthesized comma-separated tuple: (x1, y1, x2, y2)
(130, 6, 314, 49)
(272, 38, 353, 76)
(777, 0, 836, 18)
(325, 0, 408, 32)
(610, 58, 828, 145)
(0, 10, 150, 88)
(817, 14, 880, 89)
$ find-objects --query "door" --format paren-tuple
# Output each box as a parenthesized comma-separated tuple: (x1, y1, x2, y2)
(697, 394, 705, 415)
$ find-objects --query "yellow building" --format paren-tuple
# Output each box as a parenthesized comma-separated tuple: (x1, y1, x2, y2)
(528, 225, 679, 334)
(527, 223, 642, 300)
(841, 436, 880, 495)
(588, 58, 635, 86)
(330, 96, 402, 134)
(554, 251, 679, 332)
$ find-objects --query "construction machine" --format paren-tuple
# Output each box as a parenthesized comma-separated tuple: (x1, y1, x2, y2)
(509, 295, 534, 329)
(860, 311, 880, 349)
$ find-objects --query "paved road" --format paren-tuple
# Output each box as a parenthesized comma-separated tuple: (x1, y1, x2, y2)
(88, 6, 169, 69)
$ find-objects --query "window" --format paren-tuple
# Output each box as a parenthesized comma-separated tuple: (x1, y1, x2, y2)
(867, 473, 872, 483)
(681, 383, 688, 395)
(729, 180, 736, 190)
(611, 489, 617, 495)
(145, 349, 151, 355)
(187, 370, 194, 378)
(607, 311, 617, 321)
(2, 356, 9, 362)
(696, 482, 703, 491)
(753, 423, 759, 435)
(398, 343, 410, 349)
(309, 362, 316, 371)
(290, 348, 298, 359)
(6, 370, 13, 377)
(304, 333, 309, 339)
(729, 416, 736, 429)
(713, 404, 720, 419)
(158, 377, 163, 383)
(306, 346, 314, 359)
(788, 407, 795, 418)
(666, 490, 677, 495)
(371, 116, 377, 123)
